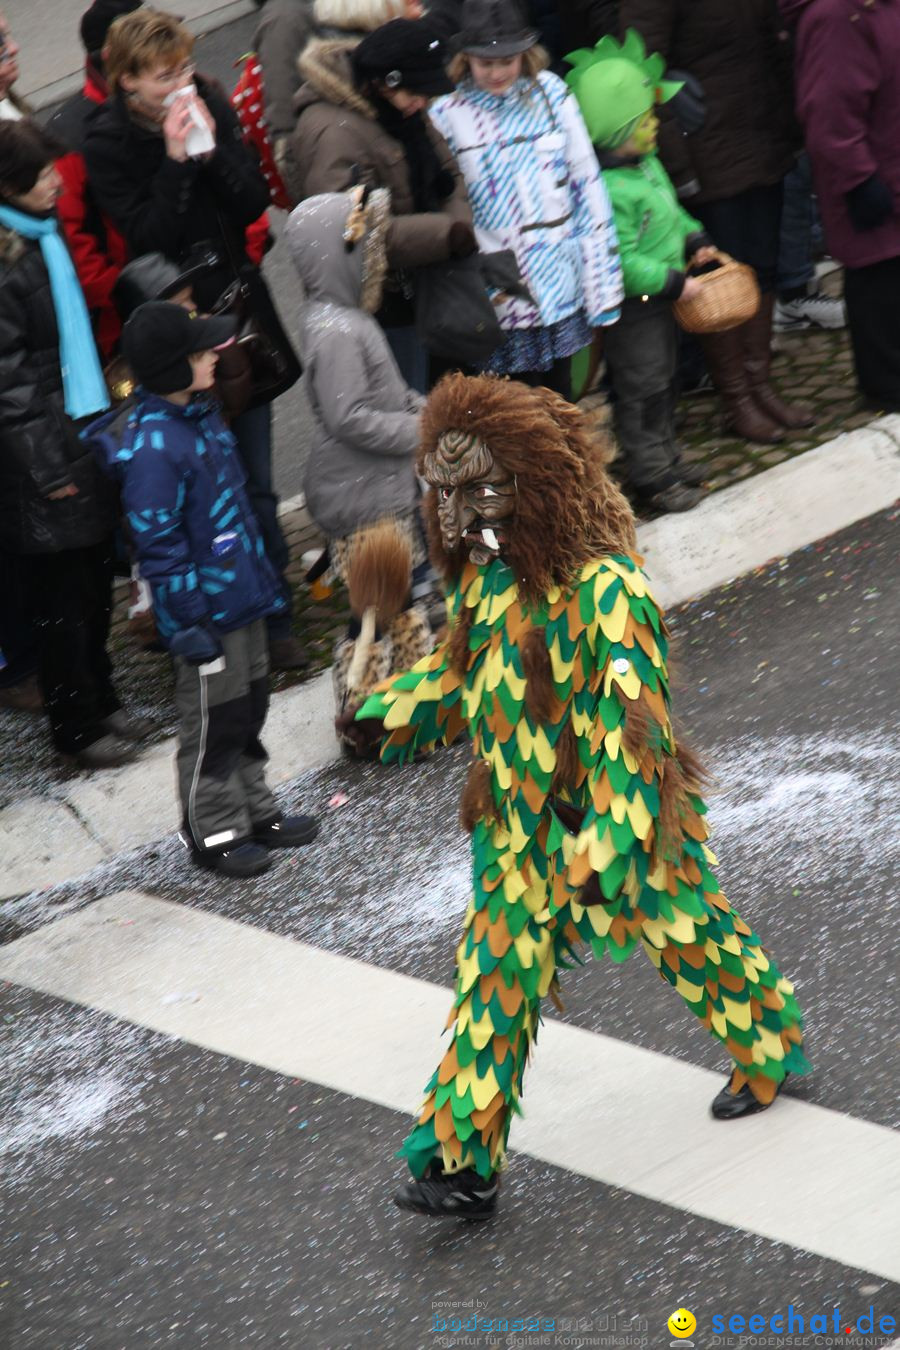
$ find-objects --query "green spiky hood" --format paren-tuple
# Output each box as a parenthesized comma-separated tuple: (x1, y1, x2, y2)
(565, 29, 683, 149)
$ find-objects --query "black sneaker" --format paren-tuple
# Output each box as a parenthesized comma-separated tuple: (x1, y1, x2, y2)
(194, 842, 272, 878)
(253, 814, 319, 848)
(393, 1163, 499, 1219)
(711, 1074, 787, 1120)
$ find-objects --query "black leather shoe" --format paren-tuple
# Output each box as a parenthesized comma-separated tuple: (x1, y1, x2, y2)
(194, 842, 272, 878)
(253, 814, 319, 848)
(394, 1163, 499, 1220)
(711, 1075, 787, 1120)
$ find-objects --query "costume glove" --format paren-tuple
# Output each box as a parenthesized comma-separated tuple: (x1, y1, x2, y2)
(665, 70, 706, 135)
(846, 174, 894, 231)
(169, 623, 223, 665)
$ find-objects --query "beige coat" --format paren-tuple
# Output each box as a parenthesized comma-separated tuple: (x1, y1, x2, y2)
(284, 39, 472, 268)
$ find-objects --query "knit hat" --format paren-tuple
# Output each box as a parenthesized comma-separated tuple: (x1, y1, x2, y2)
(565, 29, 682, 150)
(457, 0, 539, 59)
(352, 19, 454, 97)
(122, 301, 237, 395)
(79, 0, 142, 56)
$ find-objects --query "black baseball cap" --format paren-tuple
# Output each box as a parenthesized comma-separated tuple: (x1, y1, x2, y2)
(122, 301, 237, 395)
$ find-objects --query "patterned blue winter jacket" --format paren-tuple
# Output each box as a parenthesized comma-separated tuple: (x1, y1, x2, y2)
(84, 392, 283, 641)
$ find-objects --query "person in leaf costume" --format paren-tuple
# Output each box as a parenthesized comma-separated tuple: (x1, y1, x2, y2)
(347, 372, 810, 1219)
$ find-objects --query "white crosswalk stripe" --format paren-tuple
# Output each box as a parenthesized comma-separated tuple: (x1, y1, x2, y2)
(1, 889, 898, 1283)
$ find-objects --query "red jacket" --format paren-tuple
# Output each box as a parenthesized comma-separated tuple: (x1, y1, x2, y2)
(49, 70, 128, 358)
(781, 0, 900, 268)
(50, 67, 271, 359)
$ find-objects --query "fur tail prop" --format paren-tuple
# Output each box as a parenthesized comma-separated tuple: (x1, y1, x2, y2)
(344, 521, 413, 699)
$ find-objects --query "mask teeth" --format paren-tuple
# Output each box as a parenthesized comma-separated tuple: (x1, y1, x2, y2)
(481, 528, 499, 550)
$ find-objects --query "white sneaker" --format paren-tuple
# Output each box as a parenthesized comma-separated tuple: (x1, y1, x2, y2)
(774, 291, 846, 331)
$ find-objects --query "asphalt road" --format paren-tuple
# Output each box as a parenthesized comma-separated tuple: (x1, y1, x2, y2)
(2, 508, 898, 1348)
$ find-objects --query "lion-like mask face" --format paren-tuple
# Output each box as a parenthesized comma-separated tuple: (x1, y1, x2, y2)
(422, 429, 516, 566)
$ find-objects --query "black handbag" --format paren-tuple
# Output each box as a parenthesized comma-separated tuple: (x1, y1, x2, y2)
(201, 225, 295, 404)
(414, 252, 504, 366)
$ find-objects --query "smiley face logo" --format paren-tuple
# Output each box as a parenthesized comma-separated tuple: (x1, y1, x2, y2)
(668, 1308, 697, 1340)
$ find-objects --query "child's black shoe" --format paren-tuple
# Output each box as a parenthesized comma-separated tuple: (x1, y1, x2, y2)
(194, 842, 272, 878)
(253, 814, 319, 848)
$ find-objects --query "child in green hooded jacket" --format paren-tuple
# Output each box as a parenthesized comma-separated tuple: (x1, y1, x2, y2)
(567, 31, 715, 513)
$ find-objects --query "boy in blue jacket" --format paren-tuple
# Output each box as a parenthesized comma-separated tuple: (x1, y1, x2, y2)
(86, 302, 317, 878)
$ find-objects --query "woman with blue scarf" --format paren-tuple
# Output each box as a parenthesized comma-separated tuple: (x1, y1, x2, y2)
(0, 119, 142, 768)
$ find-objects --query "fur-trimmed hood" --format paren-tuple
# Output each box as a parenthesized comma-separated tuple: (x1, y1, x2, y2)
(293, 38, 376, 121)
(285, 187, 389, 314)
(420, 373, 637, 604)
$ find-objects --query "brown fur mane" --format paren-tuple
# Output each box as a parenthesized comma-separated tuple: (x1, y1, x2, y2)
(419, 373, 637, 605)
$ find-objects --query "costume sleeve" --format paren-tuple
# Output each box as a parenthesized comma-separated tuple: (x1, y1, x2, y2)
(557, 79, 624, 326)
(121, 436, 210, 636)
(355, 634, 467, 762)
(560, 558, 714, 961)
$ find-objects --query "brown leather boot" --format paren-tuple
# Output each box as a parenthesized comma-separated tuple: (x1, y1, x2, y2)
(744, 293, 816, 429)
(700, 327, 786, 443)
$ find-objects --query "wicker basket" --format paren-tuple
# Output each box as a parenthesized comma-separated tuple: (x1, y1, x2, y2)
(673, 250, 760, 334)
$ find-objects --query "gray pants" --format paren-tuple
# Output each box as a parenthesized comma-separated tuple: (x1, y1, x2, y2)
(604, 296, 680, 491)
(174, 619, 277, 857)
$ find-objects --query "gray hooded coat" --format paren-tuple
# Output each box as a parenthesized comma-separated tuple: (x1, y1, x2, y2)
(286, 190, 425, 540)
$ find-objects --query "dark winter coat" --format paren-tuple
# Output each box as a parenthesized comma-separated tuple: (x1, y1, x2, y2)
(618, 0, 797, 203)
(781, 0, 900, 269)
(0, 222, 115, 555)
(83, 79, 300, 403)
(558, 0, 621, 50)
(284, 40, 472, 267)
(84, 394, 283, 640)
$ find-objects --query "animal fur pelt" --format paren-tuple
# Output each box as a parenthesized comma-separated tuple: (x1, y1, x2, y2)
(420, 372, 637, 606)
(344, 520, 413, 696)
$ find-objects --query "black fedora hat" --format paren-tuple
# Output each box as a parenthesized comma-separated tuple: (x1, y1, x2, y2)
(457, 0, 539, 59)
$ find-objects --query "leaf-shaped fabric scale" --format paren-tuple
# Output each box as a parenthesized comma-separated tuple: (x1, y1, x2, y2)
(357, 557, 810, 1180)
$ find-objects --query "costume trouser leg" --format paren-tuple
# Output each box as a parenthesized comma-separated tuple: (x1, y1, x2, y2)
(400, 827, 808, 1180)
(174, 619, 277, 856)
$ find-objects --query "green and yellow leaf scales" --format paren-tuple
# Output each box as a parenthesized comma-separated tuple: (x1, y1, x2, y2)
(358, 555, 809, 1180)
